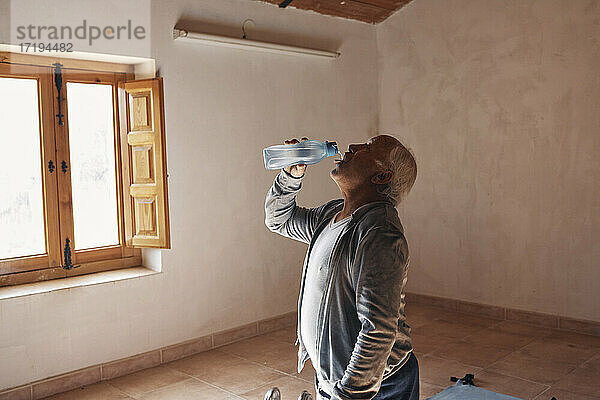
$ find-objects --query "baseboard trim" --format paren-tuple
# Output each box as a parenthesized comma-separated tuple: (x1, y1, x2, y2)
(405, 292, 600, 336)
(0, 311, 297, 399)
(3, 294, 599, 399)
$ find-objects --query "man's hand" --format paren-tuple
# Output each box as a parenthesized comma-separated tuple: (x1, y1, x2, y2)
(283, 137, 309, 178)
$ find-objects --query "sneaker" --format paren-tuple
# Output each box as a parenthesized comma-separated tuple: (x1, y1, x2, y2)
(298, 390, 313, 400)
(264, 387, 281, 400)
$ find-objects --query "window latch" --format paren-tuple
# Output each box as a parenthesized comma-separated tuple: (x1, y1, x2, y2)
(63, 238, 80, 270)
(52, 62, 65, 126)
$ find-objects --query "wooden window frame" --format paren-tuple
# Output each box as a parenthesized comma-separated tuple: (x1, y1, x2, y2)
(0, 63, 61, 278)
(1, 56, 144, 287)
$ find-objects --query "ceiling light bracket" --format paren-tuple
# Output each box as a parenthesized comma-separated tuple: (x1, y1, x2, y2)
(241, 19, 255, 39)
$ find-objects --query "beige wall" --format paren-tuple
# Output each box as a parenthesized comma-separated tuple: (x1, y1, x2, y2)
(377, 0, 600, 321)
(0, 0, 378, 389)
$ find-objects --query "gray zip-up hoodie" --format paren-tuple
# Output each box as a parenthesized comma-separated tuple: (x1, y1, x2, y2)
(265, 170, 413, 400)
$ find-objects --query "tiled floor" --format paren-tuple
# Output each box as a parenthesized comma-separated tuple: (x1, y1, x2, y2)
(44, 304, 600, 399)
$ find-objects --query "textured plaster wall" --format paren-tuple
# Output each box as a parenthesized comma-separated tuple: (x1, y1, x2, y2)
(0, 0, 378, 389)
(377, 0, 600, 321)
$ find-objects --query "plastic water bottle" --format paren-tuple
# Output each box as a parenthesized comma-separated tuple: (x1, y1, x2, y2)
(263, 140, 339, 170)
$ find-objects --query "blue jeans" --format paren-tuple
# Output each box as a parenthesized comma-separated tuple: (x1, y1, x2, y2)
(315, 352, 420, 400)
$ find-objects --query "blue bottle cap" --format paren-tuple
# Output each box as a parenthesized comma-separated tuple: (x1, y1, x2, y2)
(325, 141, 339, 157)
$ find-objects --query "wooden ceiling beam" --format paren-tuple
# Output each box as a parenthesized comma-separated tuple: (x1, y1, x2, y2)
(256, 0, 408, 24)
(352, 0, 410, 11)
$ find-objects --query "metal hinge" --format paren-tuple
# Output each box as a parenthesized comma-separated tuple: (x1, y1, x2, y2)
(48, 160, 55, 173)
(63, 238, 80, 270)
(52, 62, 64, 126)
(61, 160, 68, 173)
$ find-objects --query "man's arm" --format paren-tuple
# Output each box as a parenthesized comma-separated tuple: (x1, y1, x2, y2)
(332, 228, 409, 400)
(265, 169, 329, 244)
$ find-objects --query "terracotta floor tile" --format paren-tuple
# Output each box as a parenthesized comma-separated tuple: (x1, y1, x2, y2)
(167, 349, 284, 395)
(585, 353, 600, 367)
(38, 313, 600, 400)
(435, 313, 501, 328)
(418, 355, 481, 387)
(411, 333, 455, 354)
(167, 349, 244, 377)
(240, 376, 314, 400)
(43, 383, 131, 400)
(431, 341, 514, 368)
(551, 362, 600, 397)
(487, 352, 578, 385)
(406, 305, 450, 329)
(412, 320, 484, 340)
(107, 366, 188, 398)
(419, 382, 445, 399)
(493, 321, 551, 337)
(268, 326, 297, 345)
(463, 328, 535, 350)
(407, 314, 437, 329)
(136, 379, 241, 400)
(475, 370, 549, 399)
(296, 360, 316, 383)
(545, 329, 600, 348)
(535, 388, 600, 400)
(199, 361, 284, 395)
(519, 339, 598, 365)
(220, 335, 298, 374)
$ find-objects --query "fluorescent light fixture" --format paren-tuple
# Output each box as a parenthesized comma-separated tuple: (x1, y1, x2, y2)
(172, 28, 340, 60)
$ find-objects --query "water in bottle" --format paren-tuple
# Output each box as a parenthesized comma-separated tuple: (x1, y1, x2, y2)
(263, 140, 340, 170)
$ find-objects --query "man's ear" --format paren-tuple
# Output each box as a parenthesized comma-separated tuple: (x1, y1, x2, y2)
(371, 170, 393, 185)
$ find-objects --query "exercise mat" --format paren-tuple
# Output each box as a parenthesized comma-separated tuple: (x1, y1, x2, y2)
(427, 376, 524, 400)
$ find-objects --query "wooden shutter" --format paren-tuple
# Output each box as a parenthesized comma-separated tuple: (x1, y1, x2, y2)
(118, 78, 170, 248)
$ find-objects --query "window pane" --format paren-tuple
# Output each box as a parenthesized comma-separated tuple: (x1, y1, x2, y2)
(0, 77, 46, 259)
(67, 83, 119, 250)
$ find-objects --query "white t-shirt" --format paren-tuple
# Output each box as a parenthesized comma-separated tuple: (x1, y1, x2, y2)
(300, 214, 352, 367)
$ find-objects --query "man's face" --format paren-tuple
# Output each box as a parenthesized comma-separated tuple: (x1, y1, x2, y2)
(330, 135, 400, 190)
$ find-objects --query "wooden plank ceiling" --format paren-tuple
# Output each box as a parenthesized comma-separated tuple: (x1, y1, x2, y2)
(253, 0, 413, 24)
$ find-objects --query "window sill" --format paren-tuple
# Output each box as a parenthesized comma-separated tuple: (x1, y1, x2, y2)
(0, 266, 159, 300)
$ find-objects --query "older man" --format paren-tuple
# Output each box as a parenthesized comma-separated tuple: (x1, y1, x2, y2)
(265, 135, 418, 400)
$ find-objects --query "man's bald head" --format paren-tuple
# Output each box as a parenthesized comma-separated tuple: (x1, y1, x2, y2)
(373, 135, 417, 205)
(330, 134, 417, 205)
